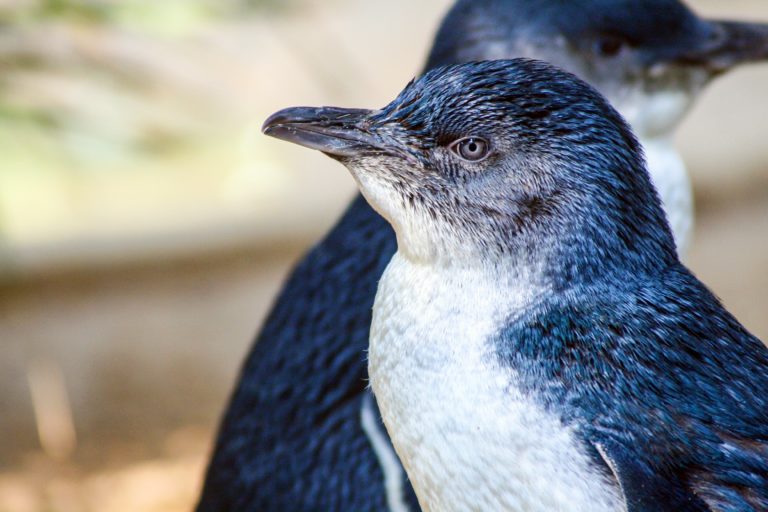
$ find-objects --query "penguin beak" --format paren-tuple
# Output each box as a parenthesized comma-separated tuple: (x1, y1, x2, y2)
(674, 20, 768, 74)
(262, 106, 383, 158)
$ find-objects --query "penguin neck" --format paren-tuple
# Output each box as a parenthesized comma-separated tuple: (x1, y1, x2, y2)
(610, 82, 700, 257)
(638, 135, 692, 256)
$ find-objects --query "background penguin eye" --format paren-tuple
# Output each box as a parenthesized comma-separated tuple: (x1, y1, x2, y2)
(450, 137, 490, 162)
(594, 34, 626, 57)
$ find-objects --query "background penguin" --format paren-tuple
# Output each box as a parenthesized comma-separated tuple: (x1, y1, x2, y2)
(263, 58, 768, 512)
(198, 2, 768, 510)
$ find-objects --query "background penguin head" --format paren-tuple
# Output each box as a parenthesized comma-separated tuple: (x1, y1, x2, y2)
(263, 59, 677, 276)
(427, 0, 768, 138)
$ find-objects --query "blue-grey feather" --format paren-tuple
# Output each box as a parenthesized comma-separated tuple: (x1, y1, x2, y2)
(495, 264, 768, 510)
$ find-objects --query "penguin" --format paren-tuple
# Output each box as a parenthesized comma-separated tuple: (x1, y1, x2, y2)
(262, 58, 768, 512)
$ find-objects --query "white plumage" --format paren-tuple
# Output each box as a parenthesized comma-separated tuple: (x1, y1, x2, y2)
(369, 254, 624, 512)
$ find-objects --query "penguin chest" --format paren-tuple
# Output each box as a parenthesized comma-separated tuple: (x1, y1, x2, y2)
(368, 255, 623, 512)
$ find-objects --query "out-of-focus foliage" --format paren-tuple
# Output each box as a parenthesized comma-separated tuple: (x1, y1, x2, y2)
(0, 0, 302, 25)
(0, 0, 311, 257)
(0, 0, 304, 135)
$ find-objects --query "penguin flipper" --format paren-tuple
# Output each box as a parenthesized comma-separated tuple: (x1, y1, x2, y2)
(592, 437, 711, 512)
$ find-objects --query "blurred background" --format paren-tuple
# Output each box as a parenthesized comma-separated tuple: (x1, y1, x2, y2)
(0, 0, 766, 510)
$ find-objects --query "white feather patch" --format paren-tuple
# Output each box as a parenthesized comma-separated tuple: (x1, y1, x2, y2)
(369, 254, 624, 512)
(361, 393, 411, 512)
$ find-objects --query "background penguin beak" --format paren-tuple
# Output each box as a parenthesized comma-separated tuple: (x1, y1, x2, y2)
(675, 20, 768, 73)
(262, 106, 381, 158)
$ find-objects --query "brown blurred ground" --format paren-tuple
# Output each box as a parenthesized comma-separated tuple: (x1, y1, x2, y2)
(1, 1, 767, 511)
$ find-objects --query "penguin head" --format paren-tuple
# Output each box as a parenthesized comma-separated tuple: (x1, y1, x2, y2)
(427, 0, 768, 137)
(263, 60, 677, 277)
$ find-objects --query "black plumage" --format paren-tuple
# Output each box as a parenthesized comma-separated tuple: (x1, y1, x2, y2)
(196, 196, 415, 510)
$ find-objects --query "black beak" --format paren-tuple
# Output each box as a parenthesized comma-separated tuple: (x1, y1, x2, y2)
(262, 106, 382, 158)
(676, 19, 768, 73)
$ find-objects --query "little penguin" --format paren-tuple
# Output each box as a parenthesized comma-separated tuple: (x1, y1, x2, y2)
(262, 59, 768, 512)
(198, 2, 768, 510)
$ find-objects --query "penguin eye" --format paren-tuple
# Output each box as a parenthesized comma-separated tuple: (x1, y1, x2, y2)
(594, 34, 626, 57)
(449, 137, 490, 162)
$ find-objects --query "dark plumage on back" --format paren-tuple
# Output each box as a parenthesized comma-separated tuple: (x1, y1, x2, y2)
(497, 267, 768, 510)
(196, 196, 411, 510)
